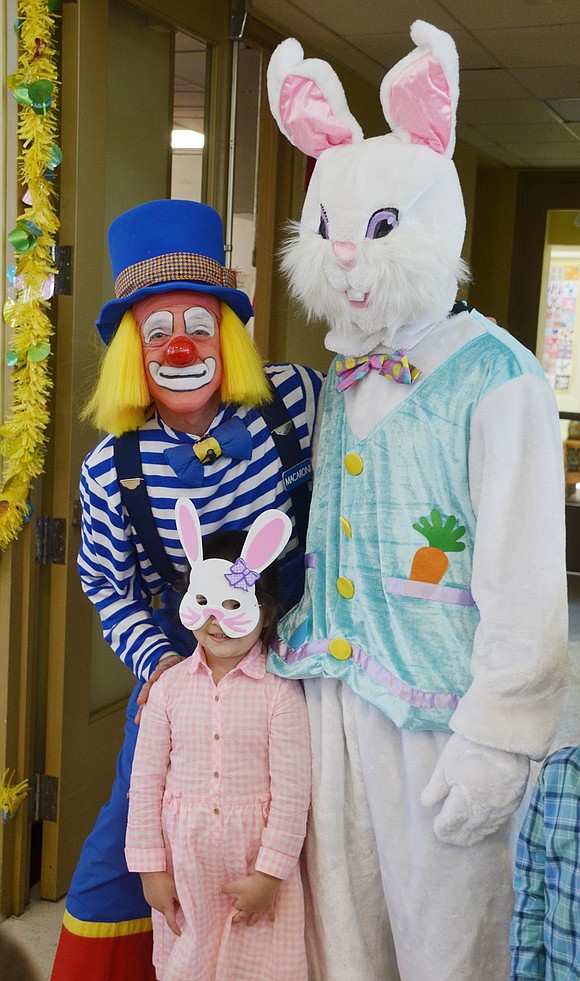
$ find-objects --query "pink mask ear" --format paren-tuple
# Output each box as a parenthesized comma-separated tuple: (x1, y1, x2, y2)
(175, 498, 203, 567)
(241, 510, 292, 572)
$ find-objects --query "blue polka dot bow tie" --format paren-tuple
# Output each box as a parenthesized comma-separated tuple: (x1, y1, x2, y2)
(335, 351, 421, 392)
(164, 417, 253, 486)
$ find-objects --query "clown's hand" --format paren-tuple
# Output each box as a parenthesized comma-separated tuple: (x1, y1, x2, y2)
(420, 733, 530, 847)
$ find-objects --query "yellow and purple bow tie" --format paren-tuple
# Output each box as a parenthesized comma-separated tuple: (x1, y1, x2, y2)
(335, 351, 421, 392)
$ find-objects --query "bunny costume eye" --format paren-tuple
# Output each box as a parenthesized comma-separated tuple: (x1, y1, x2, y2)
(366, 208, 399, 240)
(318, 205, 329, 239)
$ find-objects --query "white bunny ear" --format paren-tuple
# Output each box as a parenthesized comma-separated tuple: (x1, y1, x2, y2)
(175, 498, 204, 568)
(241, 510, 292, 573)
(267, 37, 363, 158)
(379, 20, 459, 157)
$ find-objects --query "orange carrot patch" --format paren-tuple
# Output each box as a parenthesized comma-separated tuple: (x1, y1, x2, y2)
(409, 510, 466, 585)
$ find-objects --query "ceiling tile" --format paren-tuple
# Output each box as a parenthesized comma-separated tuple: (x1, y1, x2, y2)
(474, 25, 580, 68)
(511, 66, 580, 100)
(348, 29, 499, 70)
(456, 122, 496, 147)
(459, 98, 556, 126)
(438, 0, 580, 30)
(459, 69, 530, 101)
(504, 142, 580, 163)
(477, 121, 578, 142)
(254, 0, 459, 37)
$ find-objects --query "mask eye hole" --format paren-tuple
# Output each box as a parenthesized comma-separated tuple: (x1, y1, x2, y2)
(365, 208, 399, 240)
(222, 598, 241, 610)
(318, 205, 329, 239)
(196, 594, 208, 605)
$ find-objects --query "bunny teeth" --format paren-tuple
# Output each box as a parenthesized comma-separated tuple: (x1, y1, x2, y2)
(346, 289, 369, 308)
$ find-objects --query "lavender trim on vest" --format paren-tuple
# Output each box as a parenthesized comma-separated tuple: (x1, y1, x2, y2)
(386, 577, 476, 607)
(271, 637, 461, 710)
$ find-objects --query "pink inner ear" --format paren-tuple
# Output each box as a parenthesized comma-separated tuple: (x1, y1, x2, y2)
(389, 52, 452, 154)
(244, 517, 287, 571)
(279, 74, 354, 158)
(178, 503, 201, 564)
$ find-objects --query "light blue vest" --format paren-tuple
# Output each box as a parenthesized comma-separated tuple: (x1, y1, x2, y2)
(269, 320, 547, 730)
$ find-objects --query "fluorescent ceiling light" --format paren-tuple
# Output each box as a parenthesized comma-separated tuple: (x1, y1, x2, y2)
(171, 129, 205, 149)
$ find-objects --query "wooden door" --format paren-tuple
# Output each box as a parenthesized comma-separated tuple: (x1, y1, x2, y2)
(40, 0, 174, 899)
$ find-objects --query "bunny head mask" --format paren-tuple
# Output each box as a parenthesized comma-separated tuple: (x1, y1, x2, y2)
(175, 498, 292, 638)
(267, 21, 469, 356)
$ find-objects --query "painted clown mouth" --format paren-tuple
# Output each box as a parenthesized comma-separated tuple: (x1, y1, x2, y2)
(148, 357, 216, 391)
(346, 288, 369, 308)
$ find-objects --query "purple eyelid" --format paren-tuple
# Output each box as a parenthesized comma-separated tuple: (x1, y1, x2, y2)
(365, 208, 399, 239)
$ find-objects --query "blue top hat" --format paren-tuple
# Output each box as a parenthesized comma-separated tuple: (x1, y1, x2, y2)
(96, 199, 254, 344)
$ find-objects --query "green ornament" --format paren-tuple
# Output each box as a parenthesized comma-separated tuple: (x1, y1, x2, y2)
(47, 144, 62, 169)
(47, 0, 61, 10)
(5, 351, 18, 367)
(28, 343, 51, 362)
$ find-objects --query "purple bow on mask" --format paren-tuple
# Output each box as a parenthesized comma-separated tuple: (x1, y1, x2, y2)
(224, 558, 260, 591)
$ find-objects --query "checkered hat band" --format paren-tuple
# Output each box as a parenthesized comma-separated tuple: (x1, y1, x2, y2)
(114, 252, 237, 298)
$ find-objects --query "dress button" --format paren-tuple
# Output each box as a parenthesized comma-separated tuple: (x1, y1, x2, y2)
(214, 694, 220, 702)
(329, 638, 352, 660)
(344, 452, 363, 475)
(213, 771, 219, 779)
(214, 733, 220, 740)
(336, 577, 355, 599)
(340, 516, 352, 538)
(213, 807, 220, 815)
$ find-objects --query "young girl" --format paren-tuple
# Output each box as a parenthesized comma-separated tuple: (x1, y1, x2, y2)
(125, 501, 311, 981)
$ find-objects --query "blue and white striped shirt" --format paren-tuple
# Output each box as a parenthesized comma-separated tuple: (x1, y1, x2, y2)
(510, 745, 580, 980)
(78, 363, 322, 680)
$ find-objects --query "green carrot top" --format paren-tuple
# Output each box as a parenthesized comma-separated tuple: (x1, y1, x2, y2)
(412, 509, 466, 553)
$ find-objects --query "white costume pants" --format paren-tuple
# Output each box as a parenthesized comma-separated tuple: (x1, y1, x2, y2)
(303, 679, 518, 981)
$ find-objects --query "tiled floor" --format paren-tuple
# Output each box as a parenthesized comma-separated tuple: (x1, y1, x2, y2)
(3, 578, 580, 979)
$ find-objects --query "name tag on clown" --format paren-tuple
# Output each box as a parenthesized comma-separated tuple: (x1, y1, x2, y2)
(283, 458, 313, 491)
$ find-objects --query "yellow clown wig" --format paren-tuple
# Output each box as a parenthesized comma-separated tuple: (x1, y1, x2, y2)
(82, 303, 272, 436)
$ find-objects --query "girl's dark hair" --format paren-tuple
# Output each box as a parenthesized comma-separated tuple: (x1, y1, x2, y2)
(182, 528, 283, 647)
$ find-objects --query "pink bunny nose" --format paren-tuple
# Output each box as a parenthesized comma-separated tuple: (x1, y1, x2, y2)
(333, 241, 357, 270)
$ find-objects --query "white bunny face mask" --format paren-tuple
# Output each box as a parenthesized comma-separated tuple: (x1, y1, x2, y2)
(267, 21, 469, 356)
(175, 498, 292, 638)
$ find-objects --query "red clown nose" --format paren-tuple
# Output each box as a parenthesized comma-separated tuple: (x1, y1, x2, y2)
(166, 335, 198, 366)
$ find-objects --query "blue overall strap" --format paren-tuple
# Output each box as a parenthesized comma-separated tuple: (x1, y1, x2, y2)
(113, 430, 179, 585)
(261, 379, 312, 552)
(113, 382, 312, 579)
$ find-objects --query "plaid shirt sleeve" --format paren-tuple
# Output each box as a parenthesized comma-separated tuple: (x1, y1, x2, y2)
(510, 746, 580, 981)
(510, 772, 546, 980)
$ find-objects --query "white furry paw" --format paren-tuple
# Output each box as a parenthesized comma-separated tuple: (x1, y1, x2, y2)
(420, 733, 530, 847)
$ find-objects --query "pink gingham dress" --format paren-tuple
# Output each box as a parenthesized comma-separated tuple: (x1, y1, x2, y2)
(125, 642, 311, 981)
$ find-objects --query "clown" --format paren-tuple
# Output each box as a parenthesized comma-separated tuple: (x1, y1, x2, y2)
(266, 22, 569, 981)
(51, 199, 322, 981)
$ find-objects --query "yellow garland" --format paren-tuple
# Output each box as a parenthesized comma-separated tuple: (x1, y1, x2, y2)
(0, 0, 60, 549)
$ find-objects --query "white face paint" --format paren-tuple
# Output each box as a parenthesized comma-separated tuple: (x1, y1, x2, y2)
(142, 306, 218, 391)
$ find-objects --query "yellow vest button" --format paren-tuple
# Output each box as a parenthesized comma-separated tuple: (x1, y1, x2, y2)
(344, 452, 363, 475)
(329, 638, 352, 660)
(336, 577, 355, 599)
(340, 516, 352, 538)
